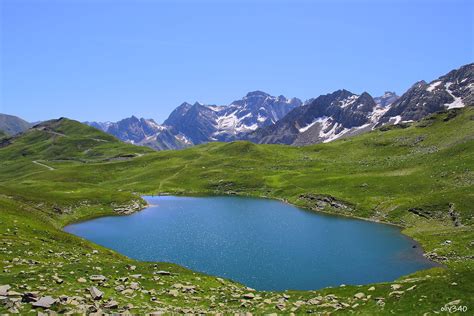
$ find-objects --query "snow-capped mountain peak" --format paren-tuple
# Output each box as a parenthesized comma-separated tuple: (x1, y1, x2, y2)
(86, 63, 473, 151)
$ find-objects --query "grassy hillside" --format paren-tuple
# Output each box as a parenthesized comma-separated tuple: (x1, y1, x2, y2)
(0, 109, 473, 314)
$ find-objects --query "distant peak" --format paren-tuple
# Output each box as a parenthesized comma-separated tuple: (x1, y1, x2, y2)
(245, 90, 271, 98)
(331, 89, 355, 98)
(412, 80, 427, 89)
(359, 91, 372, 98)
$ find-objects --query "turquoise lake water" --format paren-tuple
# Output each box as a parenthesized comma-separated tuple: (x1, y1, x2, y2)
(64, 196, 437, 291)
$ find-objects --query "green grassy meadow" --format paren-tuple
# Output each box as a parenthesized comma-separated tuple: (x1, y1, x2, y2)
(0, 108, 473, 314)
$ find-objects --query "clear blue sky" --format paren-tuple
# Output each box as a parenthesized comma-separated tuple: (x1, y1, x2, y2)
(1, 0, 473, 123)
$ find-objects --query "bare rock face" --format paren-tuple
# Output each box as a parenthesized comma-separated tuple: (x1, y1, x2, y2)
(298, 194, 354, 213)
(379, 63, 473, 124)
(247, 89, 383, 145)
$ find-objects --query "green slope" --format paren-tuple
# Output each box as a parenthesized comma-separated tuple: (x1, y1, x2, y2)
(0, 108, 473, 314)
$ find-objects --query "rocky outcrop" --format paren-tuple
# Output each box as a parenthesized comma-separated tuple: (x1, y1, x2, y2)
(448, 203, 462, 227)
(113, 199, 144, 215)
(298, 194, 355, 213)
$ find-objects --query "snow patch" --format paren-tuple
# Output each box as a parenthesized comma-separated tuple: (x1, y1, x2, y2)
(444, 82, 465, 109)
(391, 115, 402, 124)
(426, 81, 442, 92)
(176, 133, 192, 145)
(216, 111, 238, 130)
(320, 121, 350, 143)
(338, 95, 359, 108)
(298, 117, 327, 133)
(257, 114, 267, 122)
(236, 123, 259, 132)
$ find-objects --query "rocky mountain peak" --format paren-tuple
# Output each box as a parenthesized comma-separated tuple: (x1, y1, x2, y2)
(374, 91, 399, 107)
(245, 90, 271, 98)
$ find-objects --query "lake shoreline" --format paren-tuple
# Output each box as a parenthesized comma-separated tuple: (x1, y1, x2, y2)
(62, 191, 444, 270)
(63, 192, 443, 291)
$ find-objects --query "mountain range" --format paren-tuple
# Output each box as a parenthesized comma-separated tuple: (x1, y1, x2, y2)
(84, 63, 472, 149)
(1, 63, 473, 149)
(85, 91, 302, 150)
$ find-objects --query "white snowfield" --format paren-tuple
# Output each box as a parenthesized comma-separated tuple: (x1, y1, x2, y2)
(444, 82, 466, 109)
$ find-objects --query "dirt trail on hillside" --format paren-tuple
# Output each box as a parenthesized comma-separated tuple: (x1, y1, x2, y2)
(32, 160, 55, 170)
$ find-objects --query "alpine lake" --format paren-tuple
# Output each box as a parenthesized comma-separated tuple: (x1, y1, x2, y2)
(64, 196, 438, 291)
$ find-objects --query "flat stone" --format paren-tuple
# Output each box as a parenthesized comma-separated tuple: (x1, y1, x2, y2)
(182, 285, 196, 292)
(243, 293, 255, 299)
(368, 286, 375, 291)
(307, 298, 321, 305)
(390, 284, 402, 290)
(156, 271, 171, 275)
(104, 300, 119, 309)
(294, 300, 305, 307)
(276, 303, 286, 311)
(77, 277, 87, 283)
(168, 289, 179, 297)
(115, 285, 125, 292)
(354, 292, 366, 299)
(446, 299, 461, 306)
(32, 296, 56, 308)
(406, 285, 417, 291)
(0, 285, 10, 296)
(90, 275, 107, 282)
(121, 289, 134, 295)
(7, 290, 22, 297)
(54, 278, 64, 284)
(389, 290, 405, 297)
(89, 286, 103, 300)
